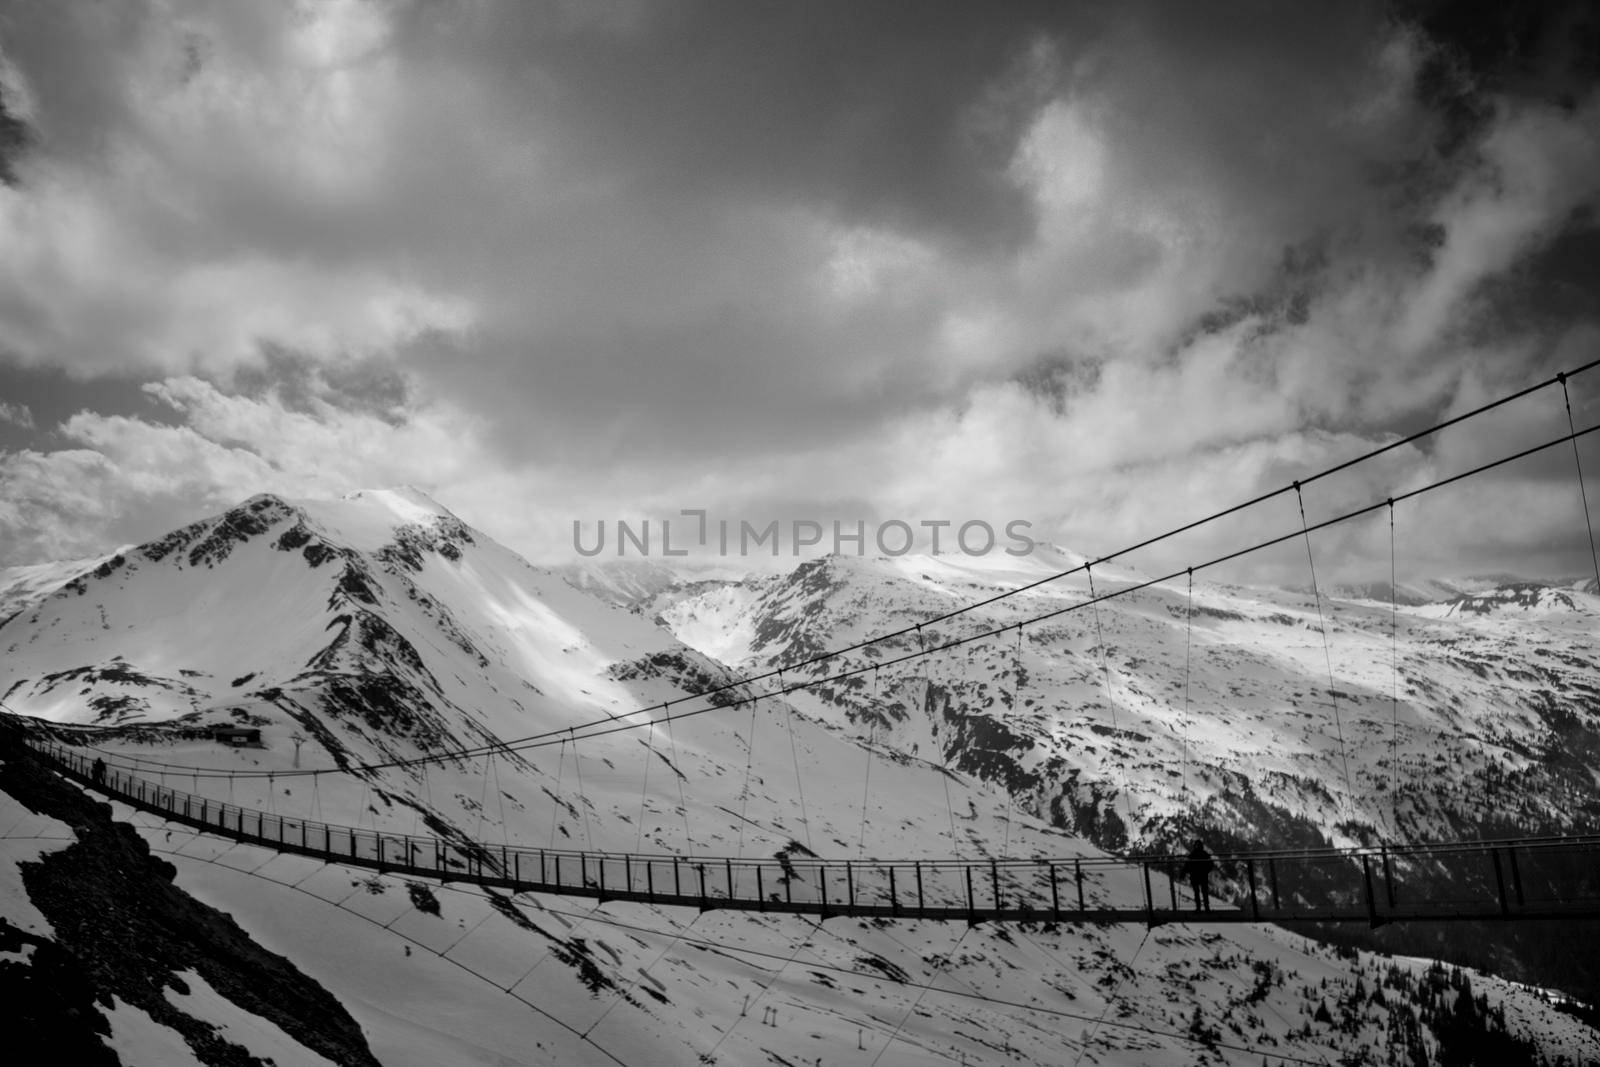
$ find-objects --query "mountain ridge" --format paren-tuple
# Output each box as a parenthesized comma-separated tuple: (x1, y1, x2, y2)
(2, 492, 1599, 1064)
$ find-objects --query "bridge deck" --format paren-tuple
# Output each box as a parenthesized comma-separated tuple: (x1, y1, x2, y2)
(29, 738, 1600, 926)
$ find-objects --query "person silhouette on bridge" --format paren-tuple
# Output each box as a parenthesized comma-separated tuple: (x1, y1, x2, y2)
(91, 757, 106, 784)
(1182, 839, 1215, 912)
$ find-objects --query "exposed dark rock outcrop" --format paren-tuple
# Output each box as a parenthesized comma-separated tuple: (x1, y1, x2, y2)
(0, 727, 380, 1067)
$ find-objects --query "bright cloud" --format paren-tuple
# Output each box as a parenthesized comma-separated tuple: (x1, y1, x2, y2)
(0, 1, 1596, 581)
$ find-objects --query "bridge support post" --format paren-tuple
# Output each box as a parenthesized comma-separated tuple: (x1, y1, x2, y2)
(1491, 848, 1510, 917)
(846, 862, 855, 910)
(990, 860, 1001, 914)
(624, 854, 632, 894)
(1362, 855, 1383, 928)
(514, 851, 522, 892)
(1075, 859, 1085, 916)
(555, 854, 563, 888)
(889, 867, 899, 916)
(915, 862, 924, 912)
(647, 859, 655, 898)
(1142, 862, 1156, 928)
(598, 856, 608, 902)
(965, 867, 977, 926)
(757, 866, 764, 911)
(725, 858, 734, 901)
(673, 856, 681, 898)
(1049, 864, 1060, 922)
(820, 865, 830, 919)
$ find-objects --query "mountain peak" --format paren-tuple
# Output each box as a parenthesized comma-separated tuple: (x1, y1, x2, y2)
(286, 487, 464, 554)
(336, 486, 454, 523)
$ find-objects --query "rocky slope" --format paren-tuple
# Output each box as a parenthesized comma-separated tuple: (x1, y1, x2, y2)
(641, 550, 1600, 855)
(637, 549, 1600, 1004)
(1, 495, 1596, 1064)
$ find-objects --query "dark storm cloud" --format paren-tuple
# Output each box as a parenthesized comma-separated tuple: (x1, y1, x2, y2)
(0, 1, 1597, 575)
(0, 362, 184, 445)
(377, 0, 1438, 460)
(388, 0, 1078, 249)
(232, 347, 412, 426)
(0, 82, 28, 186)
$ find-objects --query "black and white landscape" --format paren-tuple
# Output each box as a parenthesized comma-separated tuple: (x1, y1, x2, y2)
(1, 489, 1598, 1064)
(3, 1, 1600, 1064)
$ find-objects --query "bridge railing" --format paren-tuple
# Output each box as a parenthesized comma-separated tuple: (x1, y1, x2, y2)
(28, 736, 1600, 923)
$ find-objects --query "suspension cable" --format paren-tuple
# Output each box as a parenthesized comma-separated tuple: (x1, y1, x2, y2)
(408, 757, 422, 839)
(869, 925, 971, 1067)
(491, 743, 509, 852)
(1087, 563, 1136, 839)
(1560, 373, 1600, 591)
(1388, 499, 1400, 840)
(582, 911, 700, 1041)
(858, 666, 878, 858)
(932, 626, 962, 858)
(702, 919, 817, 1064)
(635, 712, 655, 855)
(36, 411, 1600, 783)
(474, 745, 493, 842)
(1295, 482, 1356, 828)
(664, 699, 696, 856)
(779, 669, 812, 854)
(1000, 624, 1022, 858)
(1070, 927, 1153, 1067)
(548, 737, 566, 850)
(737, 684, 760, 859)
(545, 894, 1332, 1067)
(1181, 568, 1194, 813)
(520, 420, 1600, 763)
(570, 728, 593, 852)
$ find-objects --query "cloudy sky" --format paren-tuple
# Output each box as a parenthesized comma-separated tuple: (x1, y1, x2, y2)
(0, 0, 1597, 583)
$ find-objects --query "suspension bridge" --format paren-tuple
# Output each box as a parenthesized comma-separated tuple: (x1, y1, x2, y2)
(24, 734, 1600, 926)
(8, 361, 1600, 930)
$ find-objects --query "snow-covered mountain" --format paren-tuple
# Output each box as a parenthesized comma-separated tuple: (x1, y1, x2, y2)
(3, 493, 1597, 1065)
(0, 552, 119, 621)
(1328, 575, 1543, 607)
(648, 550, 1600, 853)
(1411, 580, 1600, 618)
(2, 489, 702, 740)
(640, 547, 1600, 1015)
(558, 557, 754, 616)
